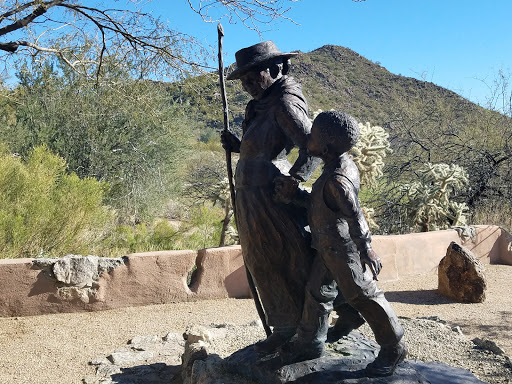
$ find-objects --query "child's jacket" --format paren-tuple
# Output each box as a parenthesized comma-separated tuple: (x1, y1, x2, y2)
(308, 153, 372, 256)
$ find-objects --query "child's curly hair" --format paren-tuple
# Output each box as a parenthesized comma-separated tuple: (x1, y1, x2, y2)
(312, 111, 359, 154)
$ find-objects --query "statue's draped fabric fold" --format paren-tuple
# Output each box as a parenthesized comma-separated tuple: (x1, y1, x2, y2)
(234, 76, 319, 326)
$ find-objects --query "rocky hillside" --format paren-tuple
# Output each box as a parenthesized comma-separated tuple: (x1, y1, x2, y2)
(166, 44, 489, 140)
(292, 45, 478, 126)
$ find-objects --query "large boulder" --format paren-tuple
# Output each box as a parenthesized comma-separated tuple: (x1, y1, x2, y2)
(438, 242, 486, 303)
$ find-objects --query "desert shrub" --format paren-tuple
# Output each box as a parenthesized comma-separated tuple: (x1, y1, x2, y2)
(179, 205, 225, 250)
(0, 144, 113, 258)
(100, 205, 224, 256)
(102, 220, 183, 256)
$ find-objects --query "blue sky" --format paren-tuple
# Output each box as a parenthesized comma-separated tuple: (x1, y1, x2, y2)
(150, 0, 511, 108)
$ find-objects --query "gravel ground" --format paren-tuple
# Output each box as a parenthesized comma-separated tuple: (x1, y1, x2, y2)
(1, 264, 511, 384)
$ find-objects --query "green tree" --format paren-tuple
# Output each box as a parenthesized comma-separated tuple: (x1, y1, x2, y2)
(182, 140, 238, 246)
(2, 61, 197, 223)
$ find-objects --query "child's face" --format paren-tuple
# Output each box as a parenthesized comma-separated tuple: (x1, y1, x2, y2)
(307, 125, 326, 158)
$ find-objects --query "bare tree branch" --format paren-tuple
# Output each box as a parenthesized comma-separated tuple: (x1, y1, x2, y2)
(0, 0, 313, 79)
(0, 1, 219, 80)
(0, 1, 38, 21)
(0, 0, 64, 38)
(187, 0, 297, 32)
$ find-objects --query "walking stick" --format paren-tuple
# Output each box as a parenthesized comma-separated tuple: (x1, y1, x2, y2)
(217, 23, 271, 337)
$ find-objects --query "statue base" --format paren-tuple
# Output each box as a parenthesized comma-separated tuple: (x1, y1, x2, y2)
(225, 332, 487, 384)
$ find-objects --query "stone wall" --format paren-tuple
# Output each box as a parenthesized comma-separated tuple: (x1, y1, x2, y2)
(1, 225, 510, 318)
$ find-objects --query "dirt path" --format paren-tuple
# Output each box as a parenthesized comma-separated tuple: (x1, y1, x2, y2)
(379, 264, 512, 357)
(1, 264, 511, 384)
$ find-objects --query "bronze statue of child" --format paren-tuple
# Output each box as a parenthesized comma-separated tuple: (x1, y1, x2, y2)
(275, 111, 406, 377)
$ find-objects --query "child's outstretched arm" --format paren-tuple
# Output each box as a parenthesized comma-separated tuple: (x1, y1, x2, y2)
(323, 176, 382, 280)
(273, 175, 311, 208)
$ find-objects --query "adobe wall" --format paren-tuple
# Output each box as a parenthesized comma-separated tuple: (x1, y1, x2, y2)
(373, 225, 511, 281)
(0, 225, 510, 318)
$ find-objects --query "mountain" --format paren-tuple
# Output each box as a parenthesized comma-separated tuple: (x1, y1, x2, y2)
(292, 45, 479, 126)
(167, 44, 486, 139)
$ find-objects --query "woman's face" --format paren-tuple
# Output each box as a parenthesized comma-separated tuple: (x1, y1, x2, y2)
(240, 69, 275, 100)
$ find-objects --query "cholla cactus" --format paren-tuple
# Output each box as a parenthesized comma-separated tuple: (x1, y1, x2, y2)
(310, 112, 391, 187)
(211, 177, 231, 207)
(311, 108, 325, 120)
(224, 223, 240, 245)
(400, 163, 469, 231)
(213, 177, 237, 246)
(351, 122, 392, 186)
(310, 112, 391, 229)
(361, 206, 379, 231)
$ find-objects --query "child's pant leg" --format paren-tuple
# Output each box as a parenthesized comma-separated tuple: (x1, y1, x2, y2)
(320, 243, 404, 347)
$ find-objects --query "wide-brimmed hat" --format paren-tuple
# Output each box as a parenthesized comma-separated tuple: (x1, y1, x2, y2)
(226, 41, 298, 80)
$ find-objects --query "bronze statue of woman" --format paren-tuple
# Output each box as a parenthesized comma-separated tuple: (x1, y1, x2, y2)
(221, 41, 320, 354)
